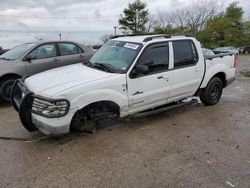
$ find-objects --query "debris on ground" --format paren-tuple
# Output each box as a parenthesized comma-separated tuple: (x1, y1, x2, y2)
(226, 181, 235, 187)
(240, 70, 250, 77)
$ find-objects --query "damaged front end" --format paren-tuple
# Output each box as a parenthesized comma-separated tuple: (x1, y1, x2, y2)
(11, 79, 70, 133)
(11, 79, 37, 132)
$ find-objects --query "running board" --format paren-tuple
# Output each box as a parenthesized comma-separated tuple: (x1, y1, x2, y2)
(132, 99, 198, 118)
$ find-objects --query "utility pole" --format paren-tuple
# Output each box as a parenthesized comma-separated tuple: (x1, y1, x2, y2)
(59, 33, 62, 40)
(135, 9, 140, 34)
(114, 26, 117, 36)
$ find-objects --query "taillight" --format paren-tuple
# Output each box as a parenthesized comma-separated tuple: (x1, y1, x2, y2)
(233, 54, 237, 68)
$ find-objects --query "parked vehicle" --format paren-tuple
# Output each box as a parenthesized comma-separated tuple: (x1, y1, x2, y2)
(240, 46, 250, 54)
(11, 35, 237, 136)
(0, 48, 9, 55)
(213, 47, 238, 55)
(202, 48, 215, 57)
(0, 41, 94, 101)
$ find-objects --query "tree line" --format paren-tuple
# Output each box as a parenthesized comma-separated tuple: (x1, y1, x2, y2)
(118, 0, 250, 48)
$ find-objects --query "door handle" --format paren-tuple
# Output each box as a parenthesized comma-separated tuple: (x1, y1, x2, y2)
(195, 68, 200, 72)
(80, 54, 84, 58)
(53, 58, 60, 62)
(157, 76, 169, 81)
(133, 91, 144, 96)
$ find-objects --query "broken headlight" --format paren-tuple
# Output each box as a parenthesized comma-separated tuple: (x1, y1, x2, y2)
(32, 98, 70, 118)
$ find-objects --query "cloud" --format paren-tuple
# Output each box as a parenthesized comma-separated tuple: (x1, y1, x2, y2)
(0, 0, 249, 48)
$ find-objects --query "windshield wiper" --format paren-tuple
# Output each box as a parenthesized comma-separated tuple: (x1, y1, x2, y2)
(0, 57, 11, 61)
(83, 60, 94, 68)
(92, 63, 115, 73)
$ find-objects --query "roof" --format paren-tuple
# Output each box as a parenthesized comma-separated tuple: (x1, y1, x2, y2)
(24, 40, 82, 45)
(112, 34, 193, 43)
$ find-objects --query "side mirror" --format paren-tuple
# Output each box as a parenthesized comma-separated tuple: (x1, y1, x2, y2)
(25, 54, 36, 61)
(136, 65, 149, 74)
(131, 65, 149, 78)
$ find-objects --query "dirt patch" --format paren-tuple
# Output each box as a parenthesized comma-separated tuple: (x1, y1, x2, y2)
(240, 70, 250, 77)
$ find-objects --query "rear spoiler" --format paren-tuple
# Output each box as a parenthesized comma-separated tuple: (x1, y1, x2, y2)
(204, 52, 234, 60)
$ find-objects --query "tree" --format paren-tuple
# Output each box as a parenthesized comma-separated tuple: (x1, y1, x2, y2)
(198, 2, 247, 47)
(156, 0, 219, 36)
(145, 15, 158, 33)
(119, 0, 149, 34)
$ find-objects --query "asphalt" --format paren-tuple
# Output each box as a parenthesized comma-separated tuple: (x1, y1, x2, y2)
(0, 56, 249, 188)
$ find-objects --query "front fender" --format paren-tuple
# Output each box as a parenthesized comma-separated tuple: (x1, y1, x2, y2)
(70, 89, 128, 117)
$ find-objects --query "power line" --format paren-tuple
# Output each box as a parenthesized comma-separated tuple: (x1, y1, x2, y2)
(0, 14, 116, 19)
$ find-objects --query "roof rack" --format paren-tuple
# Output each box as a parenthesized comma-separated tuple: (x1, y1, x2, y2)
(111, 34, 145, 39)
(142, 34, 193, 42)
(111, 34, 193, 42)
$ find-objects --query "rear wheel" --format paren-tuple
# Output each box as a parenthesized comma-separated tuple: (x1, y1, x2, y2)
(200, 77, 223, 105)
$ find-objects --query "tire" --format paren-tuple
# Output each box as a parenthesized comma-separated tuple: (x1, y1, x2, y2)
(0, 79, 16, 102)
(200, 77, 223, 106)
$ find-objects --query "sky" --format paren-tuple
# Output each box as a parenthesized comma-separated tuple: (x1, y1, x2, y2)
(0, 0, 249, 48)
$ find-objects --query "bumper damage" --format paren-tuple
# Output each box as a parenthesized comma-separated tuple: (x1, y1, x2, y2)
(10, 79, 70, 136)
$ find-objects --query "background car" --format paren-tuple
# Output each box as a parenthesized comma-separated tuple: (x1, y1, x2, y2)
(202, 48, 215, 57)
(213, 46, 239, 55)
(241, 46, 250, 54)
(0, 40, 94, 102)
(0, 48, 9, 55)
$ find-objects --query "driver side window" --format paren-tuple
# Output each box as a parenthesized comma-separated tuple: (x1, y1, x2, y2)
(30, 44, 57, 60)
(139, 43, 169, 74)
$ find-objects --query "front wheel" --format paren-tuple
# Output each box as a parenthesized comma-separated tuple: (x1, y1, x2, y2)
(200, 77, 223, 106)
(0, 79, 16, 102)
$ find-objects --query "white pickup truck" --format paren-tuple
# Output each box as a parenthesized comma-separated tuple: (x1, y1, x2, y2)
(11, 35, 237, 136)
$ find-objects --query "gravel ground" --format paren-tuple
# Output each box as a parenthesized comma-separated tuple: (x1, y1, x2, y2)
(0, 55, 249, 188)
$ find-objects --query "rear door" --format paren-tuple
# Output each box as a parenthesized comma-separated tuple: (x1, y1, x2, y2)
(56, 42, 85, 67)
(25, 43, 58, 75)
(168, 40, 204, 102)
(127, 42, 171, 112)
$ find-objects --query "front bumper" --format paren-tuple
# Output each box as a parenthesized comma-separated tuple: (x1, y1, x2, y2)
(11, 79, 71, 136)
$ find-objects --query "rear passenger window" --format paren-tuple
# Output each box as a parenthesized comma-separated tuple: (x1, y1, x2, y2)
(58, 43, 81, 56)
(139, 43, 169, 74)
(173, 40, 198, 68)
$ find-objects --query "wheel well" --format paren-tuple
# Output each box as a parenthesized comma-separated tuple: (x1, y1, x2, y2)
(71, 100, 120, 120)
(0, 73, 21, 83)
(212, 72, 226, 87)
(90, 101, 120, 115)
(195, 72, 227, 96)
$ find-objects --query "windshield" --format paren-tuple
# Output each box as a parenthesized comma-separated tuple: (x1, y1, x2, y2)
(214, 47, 228, 51)
(89, 40, 142, 73)
(0, 43, 36, 60)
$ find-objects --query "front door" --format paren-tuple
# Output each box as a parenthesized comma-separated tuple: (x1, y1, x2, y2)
(127, 42, 171, 113)
(25, 43, 58, 75)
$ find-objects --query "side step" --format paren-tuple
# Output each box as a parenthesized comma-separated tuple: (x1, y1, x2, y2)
(133, 98, 198, 118)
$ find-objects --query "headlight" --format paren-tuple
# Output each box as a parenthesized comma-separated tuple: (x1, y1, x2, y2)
(32, 98, 70, 118)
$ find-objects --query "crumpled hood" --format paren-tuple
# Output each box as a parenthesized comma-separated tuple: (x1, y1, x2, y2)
(25, 63, 113, 97)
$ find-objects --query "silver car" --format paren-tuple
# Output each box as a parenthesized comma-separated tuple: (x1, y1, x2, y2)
(213, 47, 239, 55)
(0, 41, 94, 102)
(202, 48, 215, 57)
